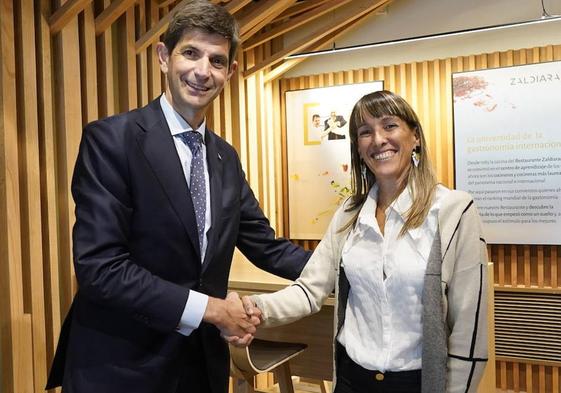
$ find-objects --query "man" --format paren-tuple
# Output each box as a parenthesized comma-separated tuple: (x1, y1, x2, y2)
(312, 114, 321, 128)
(46, 1, 310, 392)
(324, 110, 347, 140)
(309, 113, 324, 142)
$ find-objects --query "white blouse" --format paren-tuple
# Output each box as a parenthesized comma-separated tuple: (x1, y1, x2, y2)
(337, 184, 449, 372)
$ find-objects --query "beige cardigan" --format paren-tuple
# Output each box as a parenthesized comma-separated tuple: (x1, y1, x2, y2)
(253, 189, 488, 393)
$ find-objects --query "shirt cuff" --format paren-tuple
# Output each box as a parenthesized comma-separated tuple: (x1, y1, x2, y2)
(176, 290, 209, 336)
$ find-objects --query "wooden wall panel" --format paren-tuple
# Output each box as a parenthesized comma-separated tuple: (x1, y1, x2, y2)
(118, 8, 138, 111)
(15, 0, 49, 390)
(1, 2, 34, 392)
(96, 0, 116, 117)
(80, 3, 99, 123)
(136, 1, 150, 108)
(36, 0, 63, 377)
(1, 0, 561, 391)
(147, 1, 162, 102)
(0, 1, 279, 391)
(280, 45, 561, 392)
(54, 0, 82, 318)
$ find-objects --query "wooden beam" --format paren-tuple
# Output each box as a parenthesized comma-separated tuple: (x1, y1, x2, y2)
(244, 0, 352, 51)
(118, 8, 138, 110)
(16, 1, 49, 390)
(274, 0, 329, 21)
(263, 58, 305, 83)
(225, 0, 253, 14)
(0, 0, 34, 391)
(95, 0, 136, 36)
(244, 0, 391, 77)
(157, 0, 176, 7)
(81, 4, 98, 122)
(152, 0, 223, 7)
(240, 4, 295, 43)
(263, 10, 372, 82)
(144, 0, 270, 50)
(135, 0, 190, 54)
(49, 0, 92, 35)
(153, 0, 224, 7)
(53, 0, 84, 309)
(37, 0, 62, 367)
(97, 0, 116, 117)
(137, 0, 149, 107)
(237, 0, 296, 37)
(148, 1, 162, 100)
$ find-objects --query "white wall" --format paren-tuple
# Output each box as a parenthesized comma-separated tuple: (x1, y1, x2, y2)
(285, 0, 561, 77)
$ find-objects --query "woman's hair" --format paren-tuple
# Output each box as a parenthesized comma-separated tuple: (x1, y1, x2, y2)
(341, 90, 438, 235)
(162, 0, 240, 66)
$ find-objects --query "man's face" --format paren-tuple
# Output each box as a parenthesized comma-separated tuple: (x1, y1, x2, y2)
(157, 28, 237, 126)
(312, 116, 321, 127)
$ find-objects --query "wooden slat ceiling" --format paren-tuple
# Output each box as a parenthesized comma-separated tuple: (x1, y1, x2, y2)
(49, 0, 394, 81)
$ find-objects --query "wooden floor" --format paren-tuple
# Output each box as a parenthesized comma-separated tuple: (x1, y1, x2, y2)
(260, 378, 332, 393)
(251, 378, 506, 393)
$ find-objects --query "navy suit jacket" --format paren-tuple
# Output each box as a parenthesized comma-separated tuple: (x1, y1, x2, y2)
(46, 98, 310, 393)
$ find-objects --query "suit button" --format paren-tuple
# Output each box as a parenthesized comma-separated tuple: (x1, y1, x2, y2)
(375, 373, 384, 381)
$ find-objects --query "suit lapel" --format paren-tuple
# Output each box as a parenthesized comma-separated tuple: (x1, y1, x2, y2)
(135, 99, 201, 260)
(202, 129, 223, 271)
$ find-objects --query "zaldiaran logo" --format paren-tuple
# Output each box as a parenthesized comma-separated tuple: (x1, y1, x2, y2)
(510, 73, 561, 85)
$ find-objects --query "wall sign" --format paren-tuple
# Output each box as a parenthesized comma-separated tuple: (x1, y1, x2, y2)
(453, 61, 561, 244)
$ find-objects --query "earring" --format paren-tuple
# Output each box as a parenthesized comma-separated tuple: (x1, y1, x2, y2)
(411, 147, 420, 168)
(361, 162, 367, 178)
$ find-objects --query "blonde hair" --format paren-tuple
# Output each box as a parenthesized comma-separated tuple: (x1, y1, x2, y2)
(341, 90, 438, 236)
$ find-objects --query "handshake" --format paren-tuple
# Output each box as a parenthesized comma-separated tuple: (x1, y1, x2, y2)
(203, 292, 263, 347)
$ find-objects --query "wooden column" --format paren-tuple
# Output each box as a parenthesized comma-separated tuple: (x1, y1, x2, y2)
(0, 1, 34, 391)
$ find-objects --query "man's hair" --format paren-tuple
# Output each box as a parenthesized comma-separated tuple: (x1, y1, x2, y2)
(162, 0, 240, 66)
(312, 114, 320, 120)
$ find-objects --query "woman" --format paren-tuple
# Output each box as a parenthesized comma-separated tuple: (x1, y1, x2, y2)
(240, 90, 488, 393)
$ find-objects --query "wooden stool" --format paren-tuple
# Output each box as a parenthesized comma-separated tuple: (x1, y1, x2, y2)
(230, 338, 307, 393)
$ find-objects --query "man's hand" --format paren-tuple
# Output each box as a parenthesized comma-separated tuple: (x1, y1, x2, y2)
(222, 295, 263, 347)
(203, 292, 259, 345)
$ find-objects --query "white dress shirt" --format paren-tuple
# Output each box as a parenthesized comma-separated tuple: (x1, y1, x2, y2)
(337, 184, 449, 371)
(160, 94, 210, 336)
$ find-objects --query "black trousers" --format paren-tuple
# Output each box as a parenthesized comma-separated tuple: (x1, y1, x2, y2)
(334, 344, 421, 393)
(175, 329, 214, 393)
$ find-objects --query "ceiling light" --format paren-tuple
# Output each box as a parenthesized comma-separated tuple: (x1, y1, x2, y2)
(286, 15, 561, 59)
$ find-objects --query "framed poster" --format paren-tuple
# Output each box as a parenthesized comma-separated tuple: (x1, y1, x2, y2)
(286, 81, 384, 239)
(453, 61, 561, 244)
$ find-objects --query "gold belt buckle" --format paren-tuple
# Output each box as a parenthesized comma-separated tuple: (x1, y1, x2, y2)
(375, 372, 384, 381)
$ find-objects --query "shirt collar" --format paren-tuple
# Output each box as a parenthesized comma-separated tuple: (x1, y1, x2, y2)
(357, 184, 414, 221)
(160, 94, 206, 143)
(356, 184, 424, 241)
(391, 185, 414, 218)
(357, 184, 379, 227)
(392, 186, 425, 242)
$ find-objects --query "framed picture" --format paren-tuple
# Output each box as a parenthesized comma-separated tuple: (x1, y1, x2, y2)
(453, 61, 561, 244)
(285, 81, 384, 239)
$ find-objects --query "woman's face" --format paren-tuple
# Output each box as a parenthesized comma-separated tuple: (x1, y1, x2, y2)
(356, 113, 419, 186)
